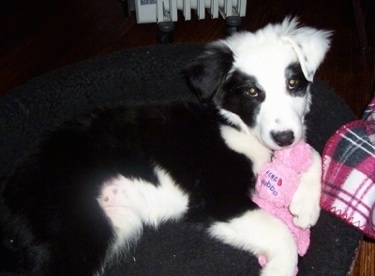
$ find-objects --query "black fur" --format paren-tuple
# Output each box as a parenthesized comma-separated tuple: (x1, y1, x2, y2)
(221, 70, 265, 128)
(285, 63, 309, 96)
(183, 43, 234, 102)
(1, 44, 260, 275)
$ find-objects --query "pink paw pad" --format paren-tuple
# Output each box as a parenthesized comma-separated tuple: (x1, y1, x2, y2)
(258, 255, 267, 267)
(99, 185, 128, 213)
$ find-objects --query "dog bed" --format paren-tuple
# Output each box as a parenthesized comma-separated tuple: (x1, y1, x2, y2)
(0, 44, 363, 275)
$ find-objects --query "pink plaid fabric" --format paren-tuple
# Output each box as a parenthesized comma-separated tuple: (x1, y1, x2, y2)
(321, 95, 375, 239)
(363, 96, 375, 145)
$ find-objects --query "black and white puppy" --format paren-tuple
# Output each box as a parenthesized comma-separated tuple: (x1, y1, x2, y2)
(1, 17, 331, 276)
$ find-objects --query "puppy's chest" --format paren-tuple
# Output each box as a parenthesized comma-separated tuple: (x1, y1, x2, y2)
(220, 125, 272, 174)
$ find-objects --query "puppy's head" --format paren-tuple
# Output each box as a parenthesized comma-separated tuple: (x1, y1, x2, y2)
(185, 17, 332, 150)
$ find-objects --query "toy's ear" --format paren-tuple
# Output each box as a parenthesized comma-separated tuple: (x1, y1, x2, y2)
(282, 17, 332, 82)
(183, 42, 234, 101)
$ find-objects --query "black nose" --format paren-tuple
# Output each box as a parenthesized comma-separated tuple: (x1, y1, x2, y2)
(271, 130, 294, 147)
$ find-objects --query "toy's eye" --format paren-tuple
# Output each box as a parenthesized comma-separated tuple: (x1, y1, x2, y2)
(247, 87, 258, 97)
(288, 78, 298, 89)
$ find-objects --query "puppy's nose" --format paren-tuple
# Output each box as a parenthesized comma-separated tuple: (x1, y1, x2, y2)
(271, 130, 294, 147)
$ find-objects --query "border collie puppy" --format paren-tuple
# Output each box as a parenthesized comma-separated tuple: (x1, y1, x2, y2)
(1, 17, 331, 276)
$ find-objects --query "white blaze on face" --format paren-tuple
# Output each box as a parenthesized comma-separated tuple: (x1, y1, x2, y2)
(253, 93, 309, 150)
(226, 34, 310, 150)
(220, 17, 331, 150)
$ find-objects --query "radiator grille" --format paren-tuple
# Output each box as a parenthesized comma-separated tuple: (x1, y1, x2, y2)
(134, 0, 247, 23)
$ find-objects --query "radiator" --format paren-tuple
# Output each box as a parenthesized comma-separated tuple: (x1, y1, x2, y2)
(134, 0, 247, 24)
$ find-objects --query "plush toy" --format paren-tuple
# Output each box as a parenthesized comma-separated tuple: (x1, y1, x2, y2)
(252, 141, 315, 271)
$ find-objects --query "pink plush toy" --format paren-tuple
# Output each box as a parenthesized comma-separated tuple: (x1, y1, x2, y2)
(252, 141, 314, 270)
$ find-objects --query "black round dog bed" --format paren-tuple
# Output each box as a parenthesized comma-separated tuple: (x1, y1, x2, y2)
(0, 44, 363, 275)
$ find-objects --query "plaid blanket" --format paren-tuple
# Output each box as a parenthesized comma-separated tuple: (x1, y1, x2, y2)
(321, 95, 375, 239)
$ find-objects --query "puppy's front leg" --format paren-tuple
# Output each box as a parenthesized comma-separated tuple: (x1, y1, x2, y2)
(289, 148, 322, 228)
(209, 209, 298, 276)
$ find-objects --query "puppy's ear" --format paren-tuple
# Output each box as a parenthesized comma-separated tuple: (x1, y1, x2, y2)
(184, 42, 234, 101)
(282, 17, 332, 82)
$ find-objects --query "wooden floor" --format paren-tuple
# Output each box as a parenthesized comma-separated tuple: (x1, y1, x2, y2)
(0, 0, 374, 274)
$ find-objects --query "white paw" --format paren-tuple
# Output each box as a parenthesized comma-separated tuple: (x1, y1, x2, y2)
(289, 151, 322, 229)
(289, 194, 320, 229)
(260, 259, 297, 276)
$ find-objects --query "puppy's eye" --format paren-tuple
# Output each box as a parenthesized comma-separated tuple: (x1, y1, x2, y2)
(246, 87, 258, 97)
(288, 78, 298, 89)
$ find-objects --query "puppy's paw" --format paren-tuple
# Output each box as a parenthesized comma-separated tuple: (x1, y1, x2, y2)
(289, 194, 320, 228)
(290, 152, 322, 229)
(261, 261, 297, 276)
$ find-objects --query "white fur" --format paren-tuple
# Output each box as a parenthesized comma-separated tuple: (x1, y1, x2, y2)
(97, 167, 189, 252)
(209, 209, 298, 276)
(220, 125, 272, 175)
(213, 17, 329, 275)
(219, 109, 272, 174)
(289, 148, 322, 228)
(281, 18, 332, 82)
(220, 17, 331, 150)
